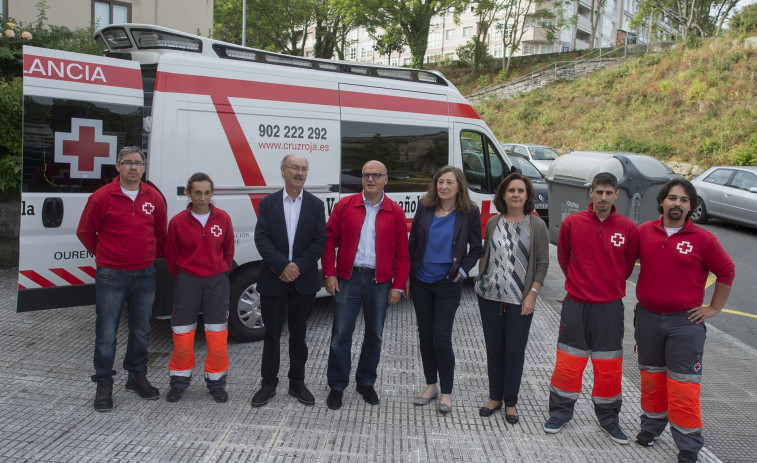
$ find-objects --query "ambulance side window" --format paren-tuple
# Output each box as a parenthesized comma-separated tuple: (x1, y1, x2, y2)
(22, 96, 143, 193)
(340, 121, 449, 193)
(461, 130, 508, 194)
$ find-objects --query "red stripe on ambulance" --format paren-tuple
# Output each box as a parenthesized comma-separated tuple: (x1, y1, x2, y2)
(79, 266, 97, 278)
(50, 268, 86, 285)
(23, 54, 142, 90)
(19, 270, 55, 288)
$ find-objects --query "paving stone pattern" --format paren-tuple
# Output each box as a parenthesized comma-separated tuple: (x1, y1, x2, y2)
(1, 244, 754, 462)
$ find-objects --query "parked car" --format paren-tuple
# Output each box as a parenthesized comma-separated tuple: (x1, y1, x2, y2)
(691, 166, 757, 228)
(506, 154, 549, 225)
(501, 143, 560, 174)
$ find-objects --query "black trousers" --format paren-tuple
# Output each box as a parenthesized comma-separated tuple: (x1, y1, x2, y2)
(259, 283, 315, 388)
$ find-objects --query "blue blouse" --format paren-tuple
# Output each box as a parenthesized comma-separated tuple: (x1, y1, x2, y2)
(416, 213, 454, 283)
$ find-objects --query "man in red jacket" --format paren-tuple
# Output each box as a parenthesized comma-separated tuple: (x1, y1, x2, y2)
(77, 146, 167, 412)
(635, 178, 734, 463)
(322, 160, 410, 410)
(544, 172, 639, 444)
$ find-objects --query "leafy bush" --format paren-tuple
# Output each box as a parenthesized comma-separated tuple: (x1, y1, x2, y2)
(0, 78, 22, 197)
(729, 3, 757, 36)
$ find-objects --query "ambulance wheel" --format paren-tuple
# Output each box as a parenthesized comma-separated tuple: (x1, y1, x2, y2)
(691, 197, 708, 224)
(228, 266, 265, 342)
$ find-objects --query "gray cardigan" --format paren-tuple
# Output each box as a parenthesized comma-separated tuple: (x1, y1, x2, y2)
(478, 213, 549, 293)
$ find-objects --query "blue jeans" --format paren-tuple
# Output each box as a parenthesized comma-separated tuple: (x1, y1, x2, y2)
(410, 276, 462, 394)
(327, 268, 391, 391)
(92, 266, 156, 385)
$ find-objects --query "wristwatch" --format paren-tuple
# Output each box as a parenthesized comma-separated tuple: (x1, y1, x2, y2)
(530, 287, 539, 295)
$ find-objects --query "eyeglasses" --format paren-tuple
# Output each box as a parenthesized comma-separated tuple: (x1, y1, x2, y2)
(361, 173, 387, 180)
(119, 161, 145, 167)
(286, 165, 309, 173)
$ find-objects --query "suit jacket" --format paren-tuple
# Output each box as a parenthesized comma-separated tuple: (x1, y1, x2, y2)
(408, 203, 482, 280)
(254, 189, 326, 296)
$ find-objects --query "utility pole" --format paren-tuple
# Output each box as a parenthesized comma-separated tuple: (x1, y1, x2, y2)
(242, 0, 247, 47)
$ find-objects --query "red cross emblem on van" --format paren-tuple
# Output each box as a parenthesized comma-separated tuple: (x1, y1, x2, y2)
(54, 118, 118, 179)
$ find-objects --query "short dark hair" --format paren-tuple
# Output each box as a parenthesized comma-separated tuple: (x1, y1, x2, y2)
(421, 166, 472, 214)
(656, 178, 697, 220)
(186, 172, 215, 192)
(117, 146, 145, 163)
(493, 173, 535, 215)
(591, 172, 618, 190)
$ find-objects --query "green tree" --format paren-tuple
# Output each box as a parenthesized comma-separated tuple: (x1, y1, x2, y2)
(371, 25, 406, 64)
(336, 0, 467, 69)
(632, 0, 740, 39)
(497, 0, 564, 73)
(729, 3, 757, 36)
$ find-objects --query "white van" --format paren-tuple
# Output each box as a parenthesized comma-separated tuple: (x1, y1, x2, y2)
(18, 24, 513, 342)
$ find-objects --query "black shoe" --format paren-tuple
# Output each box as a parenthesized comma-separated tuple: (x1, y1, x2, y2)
(94, 382, 113, 412)
(678, 450, 699, 463)
(288, 383, 315, 405)
(125, 372, 159, 400)
(635, 430, 660, 447)
(251, 384, 276, 407)
(209, 387, 229, 403)
(505, 413, 519, 424)
(166, 386, 184, 403)
(326, 389, 343, 410)
(479, 402, 503, 417)
(356, 384, 379, 405)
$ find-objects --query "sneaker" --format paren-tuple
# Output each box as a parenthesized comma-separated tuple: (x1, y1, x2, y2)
(635, 430, 661, 447)
(166, 386, 184, 403)
(209, 387, 229, 403)
(543, 417, 565, 434)
(250, 384, 276, 407)
(677, 450, 699, 463)
(94, 382, 113, 412)
(125, 372, 160, 400)
(601, 422, 629, 445)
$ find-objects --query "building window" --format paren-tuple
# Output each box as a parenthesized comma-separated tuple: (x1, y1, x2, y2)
(93, 1, 131, 27)
(540, 45, 553, 54)
(347, 45, 357, 61)
(491, 44, 504, 58)
(522, 45, 535, 55)
(463, 26, 473, 38)
(390, 56, 399, 66)
(428, 29, 442, 49)
(403, 57, 412, 66)
(576, 28, 591, 43)
(446, 29, 455, 40)
(360, 41, 374, 60)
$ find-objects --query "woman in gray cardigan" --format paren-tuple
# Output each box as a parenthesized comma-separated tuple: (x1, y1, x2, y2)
(476, 173, 549, 424)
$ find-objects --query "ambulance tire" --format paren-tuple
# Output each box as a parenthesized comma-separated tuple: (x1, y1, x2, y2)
(228, 266, 265, 342)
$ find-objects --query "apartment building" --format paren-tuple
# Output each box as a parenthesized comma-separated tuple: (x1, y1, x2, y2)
(2, 0, 213, 36)
(304, 0, 674, 66)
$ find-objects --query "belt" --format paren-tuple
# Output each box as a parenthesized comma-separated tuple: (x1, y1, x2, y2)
(353, 266, 376, 273)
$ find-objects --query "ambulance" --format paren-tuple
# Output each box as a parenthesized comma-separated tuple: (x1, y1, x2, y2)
(18, 24, 514, 342)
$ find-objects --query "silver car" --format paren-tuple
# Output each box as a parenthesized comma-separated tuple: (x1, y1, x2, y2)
(691, 166, 757, 228)
(501, 143, 560, 174)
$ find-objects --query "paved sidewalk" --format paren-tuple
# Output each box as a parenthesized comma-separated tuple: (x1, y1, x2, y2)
(0, 245, 754, 462)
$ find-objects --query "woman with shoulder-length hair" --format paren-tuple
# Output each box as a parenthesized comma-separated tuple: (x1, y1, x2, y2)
(164, 172, 234, 403)
(407, 166, 482, 414)
(476, 172, 549, 423)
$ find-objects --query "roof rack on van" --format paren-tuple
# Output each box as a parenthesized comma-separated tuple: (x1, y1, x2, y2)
(94, 24, 448, 87)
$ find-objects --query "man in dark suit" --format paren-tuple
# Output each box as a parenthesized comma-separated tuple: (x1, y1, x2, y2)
(251, 154, 326, 407)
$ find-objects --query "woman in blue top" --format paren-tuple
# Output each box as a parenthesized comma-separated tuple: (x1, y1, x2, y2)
(407, 166, 482, 413)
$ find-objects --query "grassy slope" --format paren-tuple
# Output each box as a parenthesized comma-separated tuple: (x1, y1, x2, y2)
(437, 38, 757, 168)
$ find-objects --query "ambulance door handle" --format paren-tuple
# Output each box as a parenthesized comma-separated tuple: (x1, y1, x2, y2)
(42, 197, 64, 228)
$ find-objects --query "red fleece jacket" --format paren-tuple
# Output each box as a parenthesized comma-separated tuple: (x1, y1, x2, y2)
(77, 178, 166, 270)
(636, 218, 735, 313)
(165, 204, 235, 279)
(557, 204, 639, 304)
(321, 193, 409, 290)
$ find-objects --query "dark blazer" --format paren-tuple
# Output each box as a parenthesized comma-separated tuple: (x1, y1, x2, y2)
(408, 203, 482, 280)
(254, 189, 326, 296)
